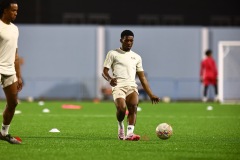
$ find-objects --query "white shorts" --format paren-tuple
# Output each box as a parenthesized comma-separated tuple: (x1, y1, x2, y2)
(0, 74, 17, 88)
(112, 86, 139, 101)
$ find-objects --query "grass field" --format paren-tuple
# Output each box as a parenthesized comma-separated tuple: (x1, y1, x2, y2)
(0, 100, 240, 160)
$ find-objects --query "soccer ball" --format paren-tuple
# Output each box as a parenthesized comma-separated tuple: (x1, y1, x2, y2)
(156, 123, 173, 140)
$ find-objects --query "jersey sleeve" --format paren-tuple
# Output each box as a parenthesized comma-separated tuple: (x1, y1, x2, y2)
(16, 27, 19, 48)
(136, 56, 144, 72)
(103, 51, 114, 69)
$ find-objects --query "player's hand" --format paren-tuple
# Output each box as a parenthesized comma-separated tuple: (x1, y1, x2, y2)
(109, 78, 117, 87)
(17, 78, 23, 92)
(150, 95, 160, 104)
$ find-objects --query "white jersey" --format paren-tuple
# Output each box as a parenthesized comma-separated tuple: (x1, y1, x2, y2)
(103, 48, 144, 87)
(0, 20, 19, 75)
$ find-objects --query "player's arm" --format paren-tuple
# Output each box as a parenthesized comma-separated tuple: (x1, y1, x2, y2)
(14, 49, 23, 92)
(137, 71, 160, 104)
(102, 67, 117, 87)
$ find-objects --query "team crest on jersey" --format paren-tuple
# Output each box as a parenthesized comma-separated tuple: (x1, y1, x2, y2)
(131, 57, 136, 60)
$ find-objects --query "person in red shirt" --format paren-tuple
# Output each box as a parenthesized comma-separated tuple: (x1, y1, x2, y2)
(200, 50, 218, 102)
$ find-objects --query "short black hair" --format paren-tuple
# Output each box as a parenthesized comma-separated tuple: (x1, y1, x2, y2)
(205, 49, 212, 56)
(0, 0, 17, 16)
(121, 30, 134, 39)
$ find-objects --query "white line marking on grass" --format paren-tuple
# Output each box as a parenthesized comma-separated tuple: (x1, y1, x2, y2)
(32, 114, 240, 119)
(82, 115, 115, 118)
(34, 114, 116, 118)
(145, 115, 240, 119)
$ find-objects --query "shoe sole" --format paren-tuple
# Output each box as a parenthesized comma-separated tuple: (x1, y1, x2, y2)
(118, 136, 125, 140)
(0, 134, 21, 144)
(118, 129, 125, 140)
(125, 135, 140, 141)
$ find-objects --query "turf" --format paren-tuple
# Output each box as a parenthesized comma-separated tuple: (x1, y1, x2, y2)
(0, 100, 240, 160)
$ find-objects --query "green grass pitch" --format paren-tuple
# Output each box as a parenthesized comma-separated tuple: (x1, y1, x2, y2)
(0, 100, 240, 160)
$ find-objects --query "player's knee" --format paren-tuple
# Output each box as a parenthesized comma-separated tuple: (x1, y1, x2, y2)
(127, 105, 137, 113)
(8, 100, 18, 109)
(6, 103, 17, 114)
(117, 106, 126, 113)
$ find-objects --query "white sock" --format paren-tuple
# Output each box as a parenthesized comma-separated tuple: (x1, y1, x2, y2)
(118, 121, 124, 129)
(127, 125, 134, 135)
(1, 124, 10, 136)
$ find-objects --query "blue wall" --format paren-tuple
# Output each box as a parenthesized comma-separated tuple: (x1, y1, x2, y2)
(1, 25, 239, 100)
(209, 27, 240, 63)
(17, 25, 98, 100)
(105, 26, 202, 100)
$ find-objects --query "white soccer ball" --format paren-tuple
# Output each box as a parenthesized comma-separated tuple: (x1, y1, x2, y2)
(156, 123, 173, 140)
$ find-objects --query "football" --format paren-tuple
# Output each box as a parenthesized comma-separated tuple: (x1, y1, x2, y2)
(156, 123, 173, 140)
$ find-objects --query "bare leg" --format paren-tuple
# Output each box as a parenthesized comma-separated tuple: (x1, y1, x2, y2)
(126, 92, 138, 126)
(114, 98, 126, 140)
(125, 91, 140, 140)
(0, 82, 22, 144)
(3, 82, 18, 125)
(114, 98, 126, 122)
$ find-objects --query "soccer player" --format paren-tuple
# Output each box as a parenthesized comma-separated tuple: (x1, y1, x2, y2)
(200, 49, 218, 102)
(102, 30, 160, 141)
(0, 0, 23, 144)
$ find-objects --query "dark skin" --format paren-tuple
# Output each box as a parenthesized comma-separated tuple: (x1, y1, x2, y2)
(103, 35, 160, 125)
(1, 3, 23, 125)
